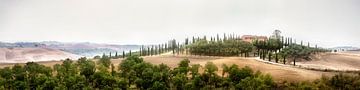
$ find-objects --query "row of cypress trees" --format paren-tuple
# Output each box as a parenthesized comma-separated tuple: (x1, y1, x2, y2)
(253, 36, 328, 66)
(136, 33, 241, 57)
(101, 31, 328, 66)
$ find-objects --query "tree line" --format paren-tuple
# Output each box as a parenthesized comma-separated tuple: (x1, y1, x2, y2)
(188, 39, 254, 56)
(0, 55, 359, 89)
(253, 37, 329, 66)
(101, 39, 183, 59)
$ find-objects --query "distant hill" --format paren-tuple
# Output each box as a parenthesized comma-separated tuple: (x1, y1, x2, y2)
(0, 48, 81, 63)
(330, 46, 360, 52)
(0, 41, 141, 57)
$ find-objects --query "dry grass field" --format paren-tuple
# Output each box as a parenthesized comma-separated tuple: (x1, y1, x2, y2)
(298, 53, 360, 71)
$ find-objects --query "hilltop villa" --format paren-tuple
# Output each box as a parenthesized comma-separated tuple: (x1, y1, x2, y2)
(241, 35, 267, 43)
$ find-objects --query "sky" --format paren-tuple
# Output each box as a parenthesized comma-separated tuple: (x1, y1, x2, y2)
(0, 0, 359, 48)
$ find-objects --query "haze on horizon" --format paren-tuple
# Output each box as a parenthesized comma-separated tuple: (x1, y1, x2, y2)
(0, 0, 359, 48)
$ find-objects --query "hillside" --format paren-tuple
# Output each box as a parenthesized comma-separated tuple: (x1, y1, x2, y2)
(0, 41, 141, 57)
(298, 52, 360, 71)
(0, 48, 81, 63)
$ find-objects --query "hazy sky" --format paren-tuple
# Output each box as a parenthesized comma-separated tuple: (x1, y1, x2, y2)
(0, 0, 359, 48)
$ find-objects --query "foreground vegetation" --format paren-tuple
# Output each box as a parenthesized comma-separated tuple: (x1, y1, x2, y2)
(0, 56, 359, 90)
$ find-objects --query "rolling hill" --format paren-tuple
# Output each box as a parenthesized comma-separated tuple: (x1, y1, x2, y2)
(0, 48, 81, 63)
(0, 41, 141, 57)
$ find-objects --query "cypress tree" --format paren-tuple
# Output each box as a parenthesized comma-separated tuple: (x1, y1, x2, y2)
(148, 47, 150, 56)
(203, 36, 207, 41)
(122, 51, 125, 58)
(315, 45, 318, 54)
(115, 52, 118, 58)
(275, 53, 278, 63)
(155, 45, 158, 55)
(285, 38, 288, 46)
(143, 45, 146, 56)
(165, 43, 168, 52)
(223, 33, 227, 41)
(289, 38, 292, 45)
(158, 44, 161, 54)
(109, 52, 112, 58)
(177, 42, 180, 55)
(129, 50, 132, 56)
(142, 45, 145, 56)
(293, 58, 296, 66)
(283, 55, 286, 64)
(281, 37, 285, 48)
(160, 44, 163, 54)
(269, 39, 272, 61)
(229, 34, 232, 40)
(139, 48, 142, 56)
(162, 44, 165, 53)
(172, 45, 175, 55)
(151, 45, 154, 56)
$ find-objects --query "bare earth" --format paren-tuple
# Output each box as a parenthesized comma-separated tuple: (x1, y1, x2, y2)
(298, 53, 360, 71)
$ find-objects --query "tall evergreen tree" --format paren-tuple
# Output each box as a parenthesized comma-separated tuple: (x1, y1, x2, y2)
(139, 48, 142, 56)
(159, 44, 161, 54)
(129, 50, 132, 56)
(148, 47, 151, 56)
(109, 52, 112, 58)
(151, 45, 154, 56)
(155, 45, 158, 55)
(123, 51, 125, 58)
(115, 52, 118, 58)
(165, 43, 168, 52)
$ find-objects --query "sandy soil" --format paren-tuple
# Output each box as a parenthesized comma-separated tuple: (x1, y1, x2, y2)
(298, 53, 360, 71)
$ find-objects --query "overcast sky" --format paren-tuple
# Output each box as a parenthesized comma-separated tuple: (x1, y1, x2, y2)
(0, 0, 359, 48)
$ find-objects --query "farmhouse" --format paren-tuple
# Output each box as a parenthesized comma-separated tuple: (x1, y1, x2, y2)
(241, 35, 267, 43)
